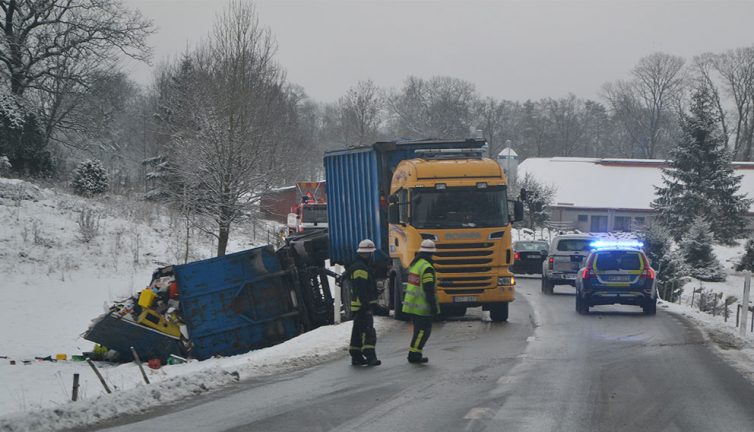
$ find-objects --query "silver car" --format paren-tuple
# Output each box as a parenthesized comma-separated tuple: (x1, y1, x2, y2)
(541, 234, 597, 295)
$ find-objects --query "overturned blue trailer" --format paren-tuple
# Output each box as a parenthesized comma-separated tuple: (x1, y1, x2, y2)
(84, 233, 334, 362)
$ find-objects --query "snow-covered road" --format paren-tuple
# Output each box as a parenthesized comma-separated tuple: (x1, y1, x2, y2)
(75, 279, 754, 432)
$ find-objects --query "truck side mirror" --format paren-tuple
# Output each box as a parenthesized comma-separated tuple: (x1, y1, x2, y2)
(519, 188, 528, 202)
(513, 201, 524, 223)
(389, 203, 399, 224)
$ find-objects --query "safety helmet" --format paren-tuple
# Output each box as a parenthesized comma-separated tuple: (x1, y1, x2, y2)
(419, 239, 437, 253)
(357, 239, 376, 253)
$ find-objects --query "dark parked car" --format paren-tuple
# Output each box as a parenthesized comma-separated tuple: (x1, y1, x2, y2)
(511, 240, 549, 274)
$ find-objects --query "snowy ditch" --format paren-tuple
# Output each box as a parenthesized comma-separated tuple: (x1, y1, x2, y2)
(0, 317, 399, 432)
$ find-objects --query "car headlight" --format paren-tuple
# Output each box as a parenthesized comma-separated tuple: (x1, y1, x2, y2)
(497, 276, 515, 286)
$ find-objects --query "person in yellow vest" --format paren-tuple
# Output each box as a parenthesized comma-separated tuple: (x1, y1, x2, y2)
(347, 239, 381, 366)
(402, 239, 440, 364)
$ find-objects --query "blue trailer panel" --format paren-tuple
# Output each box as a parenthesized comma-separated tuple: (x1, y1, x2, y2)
(324, 147, 384, 266)
(174, 246, 301, 360)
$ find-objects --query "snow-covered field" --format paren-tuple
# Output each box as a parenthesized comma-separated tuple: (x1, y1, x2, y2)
(1, 178, 371, 431)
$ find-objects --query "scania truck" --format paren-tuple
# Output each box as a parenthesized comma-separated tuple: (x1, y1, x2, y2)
(324, 139, 524, 322)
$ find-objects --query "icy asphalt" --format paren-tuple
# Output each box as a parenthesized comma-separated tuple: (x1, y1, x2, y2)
(82, 278, 754, 432)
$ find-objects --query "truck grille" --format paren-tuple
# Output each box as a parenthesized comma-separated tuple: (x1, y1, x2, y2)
(436, 242, 494, 249)
(433, 241, 498, 291)
(434, 258, 492, 265)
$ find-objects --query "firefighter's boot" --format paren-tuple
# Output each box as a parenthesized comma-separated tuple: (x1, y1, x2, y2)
(363, 348, 381, 366)
(350, 350, 367, 366)
(407, 352, 429, 364)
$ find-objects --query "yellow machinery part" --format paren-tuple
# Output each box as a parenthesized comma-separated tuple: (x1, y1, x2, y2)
(136, 309, 181, 338)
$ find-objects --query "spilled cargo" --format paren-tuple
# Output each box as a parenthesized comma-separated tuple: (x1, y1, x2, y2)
(83, 232, 335, 363)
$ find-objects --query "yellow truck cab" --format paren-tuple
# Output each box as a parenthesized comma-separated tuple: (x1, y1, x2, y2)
(388, 150, 519, 321)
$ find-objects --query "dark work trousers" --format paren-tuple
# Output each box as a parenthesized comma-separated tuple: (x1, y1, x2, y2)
(408, 315, 433, 356)
(349, 309, 377, 361)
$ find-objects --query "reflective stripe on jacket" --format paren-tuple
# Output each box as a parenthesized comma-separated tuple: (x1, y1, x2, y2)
(402, 258, 437, 316)
(348, 259, 377, 312)
(351, 268, 369, 311)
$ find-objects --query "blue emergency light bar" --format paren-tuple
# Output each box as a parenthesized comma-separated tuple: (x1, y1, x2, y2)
(589, 240, 644, 249)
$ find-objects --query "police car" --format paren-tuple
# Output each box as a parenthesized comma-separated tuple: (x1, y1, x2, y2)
(575, 240, 657, 315)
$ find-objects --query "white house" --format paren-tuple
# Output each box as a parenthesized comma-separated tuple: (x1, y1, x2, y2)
(518, 157, 754, 233)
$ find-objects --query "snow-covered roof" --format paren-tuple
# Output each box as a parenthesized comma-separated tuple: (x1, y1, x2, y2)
(518, 157, 754, 212)
(498, 147, 518, 157)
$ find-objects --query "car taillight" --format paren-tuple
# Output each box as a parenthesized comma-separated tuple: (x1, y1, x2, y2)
(640, 267, 655, 280)
(514, 252, 520, 261)
(581, 267, 594, 279)
(548, 256, 554, 270)
(640, 254, 655, 280)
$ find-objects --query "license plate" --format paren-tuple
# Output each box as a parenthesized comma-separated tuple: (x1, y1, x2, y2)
(606, 275, 630, 282)
(453, 296, 478, 303)
(563, 273, 577, 279)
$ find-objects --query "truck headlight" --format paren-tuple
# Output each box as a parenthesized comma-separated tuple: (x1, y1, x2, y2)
(497, 276, 514, 286)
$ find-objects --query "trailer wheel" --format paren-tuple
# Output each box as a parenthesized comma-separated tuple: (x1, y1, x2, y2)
(392, 265, 409, 321)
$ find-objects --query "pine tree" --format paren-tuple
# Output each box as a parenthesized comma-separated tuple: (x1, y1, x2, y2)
(641, 224, 688, 301)
(72, 159, 109, 197)
(652, 85, 752, 244)
(737, 238, 754, 272)
(680, 217, 726, 282)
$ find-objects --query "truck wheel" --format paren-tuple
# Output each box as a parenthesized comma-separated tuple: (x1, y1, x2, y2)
(341, 278, 353, 321)
(392, 268, 409, 321)
(489, 303, 509, 322)
(642, 298, 657, 316)
(541, 277, 554, 295)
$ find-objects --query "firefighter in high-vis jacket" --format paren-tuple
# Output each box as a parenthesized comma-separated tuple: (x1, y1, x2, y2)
(402, 239, 440, 364)
(347, 239, 381, 366)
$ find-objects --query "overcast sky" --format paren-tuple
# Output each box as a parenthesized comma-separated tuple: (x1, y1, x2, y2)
(122, 0, 754, 103)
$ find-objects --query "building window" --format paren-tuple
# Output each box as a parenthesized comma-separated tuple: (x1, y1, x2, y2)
(634, 216, 646, 226)
(591, 215, 608, 232)
(577, 214, 588, 222)
(614, 216, 631, 232)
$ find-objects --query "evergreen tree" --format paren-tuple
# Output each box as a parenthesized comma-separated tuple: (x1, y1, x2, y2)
(72, 160, 109, 197)
(680, 217, 726, 282)
(652, 85, 752, 244)
(641, 224, 688, 301)
(737, 238, 754, 272)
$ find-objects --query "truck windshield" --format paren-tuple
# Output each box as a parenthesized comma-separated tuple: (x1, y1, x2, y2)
(302, 204, 328, 223)
(411, 186, 508, 228)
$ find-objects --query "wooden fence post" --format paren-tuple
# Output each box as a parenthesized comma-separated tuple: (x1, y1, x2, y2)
(86, 358, 111, 394)
(72, 373, 80, 401)
(130, 346, 150, 385)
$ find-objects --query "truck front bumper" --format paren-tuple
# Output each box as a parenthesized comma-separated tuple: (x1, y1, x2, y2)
(437, 284, 515, 306)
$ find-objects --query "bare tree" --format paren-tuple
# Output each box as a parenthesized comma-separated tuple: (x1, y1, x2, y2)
(710, 47, 754, 160)
(164, 1, 294, 257)
(386, 75, 477, 139)
(338, 79, 383, 147)
(475, 97, 511, 156)
(544, 94, 583, 157)
(603, 52, 685, 158)
(0, 0, 153, 96)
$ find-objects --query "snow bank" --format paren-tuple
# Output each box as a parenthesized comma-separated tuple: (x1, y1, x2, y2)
(0, 318, 398, 432)
(0, 178, 355, 428)
(659, 241, 754, 382)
